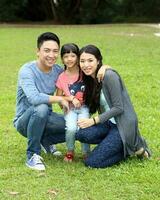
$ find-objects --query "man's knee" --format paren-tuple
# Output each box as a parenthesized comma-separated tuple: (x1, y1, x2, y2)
(34, 104, 49, 119)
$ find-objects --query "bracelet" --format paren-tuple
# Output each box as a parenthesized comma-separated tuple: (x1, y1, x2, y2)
(93, 117, 96, 125)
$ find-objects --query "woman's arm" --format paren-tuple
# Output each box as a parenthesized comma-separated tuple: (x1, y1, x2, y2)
(99, 70, 124, 123)
(97, 65, 111, 82)
(78, 70, 124, 128)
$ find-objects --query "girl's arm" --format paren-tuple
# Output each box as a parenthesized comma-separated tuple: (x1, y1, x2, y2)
(55, 88, 65, 109)
(99, 70, 124, 123)
(56, 88, 81, 108)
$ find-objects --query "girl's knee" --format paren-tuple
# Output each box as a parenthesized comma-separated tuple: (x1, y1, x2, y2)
(66, 126, 77, 135)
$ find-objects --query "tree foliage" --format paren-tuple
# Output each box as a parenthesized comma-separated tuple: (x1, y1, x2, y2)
(0, 0, 159, 23)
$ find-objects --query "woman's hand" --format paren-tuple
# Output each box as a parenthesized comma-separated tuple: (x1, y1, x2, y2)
(97, 65, 111, 82)
(77, 118, 95, 129)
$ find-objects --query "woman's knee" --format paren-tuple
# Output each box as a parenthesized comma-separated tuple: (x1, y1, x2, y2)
(76, 129, 87, 142)
(84, 156, 100, 168)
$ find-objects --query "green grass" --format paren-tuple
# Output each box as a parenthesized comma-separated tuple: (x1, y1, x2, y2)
(0, 24, 160, 200)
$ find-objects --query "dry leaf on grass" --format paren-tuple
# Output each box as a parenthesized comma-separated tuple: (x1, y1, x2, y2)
(47, 189, 58, 196)
(7, 191, 20, 195)
(37, 172, 46, 177)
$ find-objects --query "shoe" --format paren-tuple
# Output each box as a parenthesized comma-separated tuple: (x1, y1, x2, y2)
(64, 152, 74, 162)
(41, 144, 62, 156)
(135, 147, 149, 159)
(26, 154, 45, 171)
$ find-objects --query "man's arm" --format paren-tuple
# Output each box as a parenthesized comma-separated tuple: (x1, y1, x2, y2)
(20, 68, 50, 105)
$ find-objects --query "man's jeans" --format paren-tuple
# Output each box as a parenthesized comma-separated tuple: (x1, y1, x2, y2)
(15, 104, 65, 159)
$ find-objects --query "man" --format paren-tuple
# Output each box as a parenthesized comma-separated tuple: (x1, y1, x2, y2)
(13, 32, 69, 171)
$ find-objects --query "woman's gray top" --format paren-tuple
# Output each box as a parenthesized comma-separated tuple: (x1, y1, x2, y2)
(99, 69, 150, 157)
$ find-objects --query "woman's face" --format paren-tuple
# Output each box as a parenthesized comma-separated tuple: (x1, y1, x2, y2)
(79, 52, 99, 78)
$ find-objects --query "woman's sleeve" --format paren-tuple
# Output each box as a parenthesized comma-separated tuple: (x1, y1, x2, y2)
(99, 70, 124, 123)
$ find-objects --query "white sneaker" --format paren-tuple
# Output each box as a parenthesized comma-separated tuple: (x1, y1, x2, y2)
(41, 144, 62, 157)
(26, 154, 45, 171)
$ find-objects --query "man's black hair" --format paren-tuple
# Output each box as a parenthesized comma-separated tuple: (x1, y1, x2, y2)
(37, 32, 60, 49)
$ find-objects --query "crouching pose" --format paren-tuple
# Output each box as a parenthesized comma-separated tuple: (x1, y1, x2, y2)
(76, 44, 151, 168)
(13, 32, 69, 171)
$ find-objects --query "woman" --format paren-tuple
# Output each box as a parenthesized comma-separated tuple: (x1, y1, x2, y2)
(76, 44, 151, 168)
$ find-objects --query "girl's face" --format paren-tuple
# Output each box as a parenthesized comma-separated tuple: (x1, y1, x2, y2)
(80, 52, 99, 78)
(62, 52, 78, 69)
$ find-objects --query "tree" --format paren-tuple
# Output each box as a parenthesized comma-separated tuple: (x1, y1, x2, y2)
(0, 0, 27, 22)
(0, 0, 159, 23)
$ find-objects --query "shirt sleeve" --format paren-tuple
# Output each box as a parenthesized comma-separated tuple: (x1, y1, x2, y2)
(99, 70, 124, 123)
(19, 67, 49, 105)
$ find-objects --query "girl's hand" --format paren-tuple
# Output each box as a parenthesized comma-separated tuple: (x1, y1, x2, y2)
(97, 65, 111, 82)
(72, 98, 81, 108)
(77, 118, 94, 129)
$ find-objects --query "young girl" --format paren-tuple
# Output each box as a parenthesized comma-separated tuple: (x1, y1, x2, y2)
(56, 43, 90, 162)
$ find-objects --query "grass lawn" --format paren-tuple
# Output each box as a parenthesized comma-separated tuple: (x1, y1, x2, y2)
(0, 24, 160, 200)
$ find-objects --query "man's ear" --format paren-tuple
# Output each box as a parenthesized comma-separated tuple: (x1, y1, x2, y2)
(36, 48, 40, 57)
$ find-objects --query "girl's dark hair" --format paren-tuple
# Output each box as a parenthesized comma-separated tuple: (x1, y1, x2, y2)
(79, 44, 103, 114)
(61, 43, 82, 81)
(61, 43, 79, 56)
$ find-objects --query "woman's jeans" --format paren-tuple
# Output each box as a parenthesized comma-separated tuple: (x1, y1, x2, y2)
(65, 106, 90, 154)
(76, 121, 124, 168)
(14, 104, 65, 159)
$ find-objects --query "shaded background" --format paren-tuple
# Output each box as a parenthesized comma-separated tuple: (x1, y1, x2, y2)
(0, 0, 160, 24)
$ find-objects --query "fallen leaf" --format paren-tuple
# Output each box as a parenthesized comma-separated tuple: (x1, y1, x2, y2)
(37, 172, 46, 177)
(47, 189, 58, 196)
(8, 191, 20, 195)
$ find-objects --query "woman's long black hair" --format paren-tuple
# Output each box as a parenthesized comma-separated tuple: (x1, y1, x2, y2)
(79, 45, 103, 114)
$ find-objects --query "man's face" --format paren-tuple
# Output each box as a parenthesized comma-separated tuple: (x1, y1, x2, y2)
(37, 40, 59, 69)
